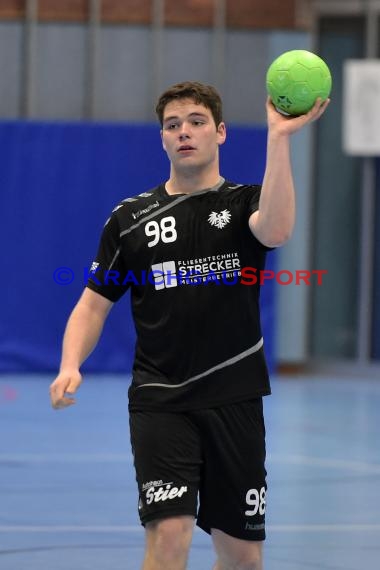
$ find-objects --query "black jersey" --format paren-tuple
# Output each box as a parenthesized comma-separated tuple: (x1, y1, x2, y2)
(86, 178, 271, 411)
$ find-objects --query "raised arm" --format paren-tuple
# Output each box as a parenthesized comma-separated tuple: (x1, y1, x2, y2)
(249, 96, 329, 247)
(49, 288, 113, 409)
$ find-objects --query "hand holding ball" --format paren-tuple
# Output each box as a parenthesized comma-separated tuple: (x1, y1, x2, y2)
(266, 50, 332, 116)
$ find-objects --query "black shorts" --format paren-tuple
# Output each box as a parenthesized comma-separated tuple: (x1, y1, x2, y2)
(129, 398, 267, 541)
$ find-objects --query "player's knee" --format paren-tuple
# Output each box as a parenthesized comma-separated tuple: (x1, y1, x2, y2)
(216, 545, 262, 570)
(217, 555, 262, 570)
(146, 516, 194, 562)
(235, 555, 262, 570)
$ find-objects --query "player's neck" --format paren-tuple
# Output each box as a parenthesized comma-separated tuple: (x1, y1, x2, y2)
(165, 166, 222, 195)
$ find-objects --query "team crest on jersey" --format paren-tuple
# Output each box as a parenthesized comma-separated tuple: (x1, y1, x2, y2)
(208, 209, 231, 229)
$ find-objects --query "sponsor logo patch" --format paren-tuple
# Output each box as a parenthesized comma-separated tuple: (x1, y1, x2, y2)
(141, 481, 188, 505)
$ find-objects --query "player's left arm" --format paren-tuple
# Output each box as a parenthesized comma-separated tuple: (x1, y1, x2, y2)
(249, 96, 330, 247)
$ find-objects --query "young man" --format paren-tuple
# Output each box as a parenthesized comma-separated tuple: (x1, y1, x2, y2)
(50, 81, 329, 570)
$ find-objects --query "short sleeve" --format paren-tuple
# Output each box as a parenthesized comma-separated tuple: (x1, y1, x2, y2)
(85, 213, 130, 302)
(246, 185, 261, 217)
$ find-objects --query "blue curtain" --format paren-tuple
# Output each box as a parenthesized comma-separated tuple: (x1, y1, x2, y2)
(0, 121, 276, 373)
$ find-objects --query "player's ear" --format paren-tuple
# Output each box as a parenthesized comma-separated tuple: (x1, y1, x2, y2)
(217, 122, 226, 145)
(160, 129, 167, 151)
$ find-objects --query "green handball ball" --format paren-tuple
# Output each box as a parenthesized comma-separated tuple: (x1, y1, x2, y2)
(266, 50, 332, 115)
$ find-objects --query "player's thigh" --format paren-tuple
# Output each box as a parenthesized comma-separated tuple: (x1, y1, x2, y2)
(129, 410, 202, 525)
(196, 398, 267, 542)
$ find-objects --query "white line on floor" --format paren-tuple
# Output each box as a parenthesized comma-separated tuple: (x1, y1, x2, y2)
(3, 452, 379, 474)
(0, 453, 133, 463)
(1, 524, 380, 533)
(267, 454, 380, 474)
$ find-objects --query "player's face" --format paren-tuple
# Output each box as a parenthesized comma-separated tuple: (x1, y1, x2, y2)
(161, 99, 226, 172)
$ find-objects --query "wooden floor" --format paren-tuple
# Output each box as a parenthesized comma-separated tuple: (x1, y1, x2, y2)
(1, 374, 380, 569)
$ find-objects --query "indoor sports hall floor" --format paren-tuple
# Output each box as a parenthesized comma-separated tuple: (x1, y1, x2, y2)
(1, 373, 380, 570)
